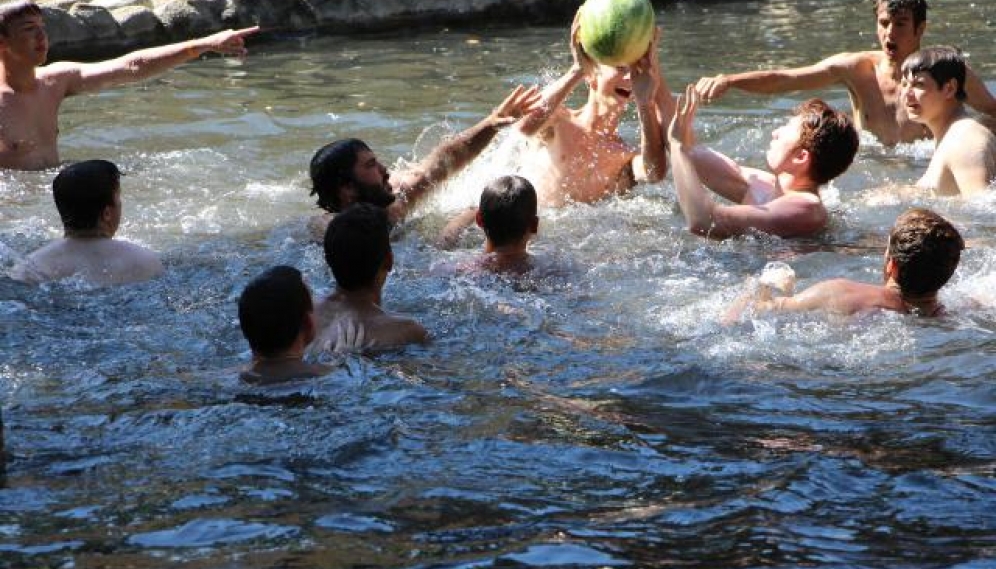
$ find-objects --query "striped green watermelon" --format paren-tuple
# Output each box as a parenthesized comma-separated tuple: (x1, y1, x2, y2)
(578, 0, 655, 67)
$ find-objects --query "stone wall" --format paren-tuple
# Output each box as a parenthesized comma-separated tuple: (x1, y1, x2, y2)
(38, 0, 583, 60)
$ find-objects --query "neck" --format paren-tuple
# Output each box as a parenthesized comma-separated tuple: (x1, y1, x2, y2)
(926, 104, 966, 142)
(885, 280, 940, 315)
(0, 61, 38, 91)
(252, 350, 304, 366)
(582, 92, 625, 133)
(776, 171, 819, 196)
(484, 238, 529, 257)
(333, 285, 382, 307)
(65, 228, 113, 239)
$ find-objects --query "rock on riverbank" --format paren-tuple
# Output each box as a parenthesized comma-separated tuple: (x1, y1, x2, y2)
(39, 0, 582, 60)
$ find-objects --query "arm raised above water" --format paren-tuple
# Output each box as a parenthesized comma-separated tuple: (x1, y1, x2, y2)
(517, 10, 592, 138)
(51, 27, 260, 96)
(391, 84, 541, 213)
(694, 52, 866, 102)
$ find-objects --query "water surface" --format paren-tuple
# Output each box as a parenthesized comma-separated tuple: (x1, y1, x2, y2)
(2, 1, 996, 567)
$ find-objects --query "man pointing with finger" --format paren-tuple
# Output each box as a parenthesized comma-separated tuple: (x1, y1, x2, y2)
(0, 0, 259, 170)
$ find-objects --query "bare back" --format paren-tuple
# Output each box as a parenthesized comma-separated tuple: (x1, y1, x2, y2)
(313, 294, 428, 351)
(10, 238, 163, 286)
(520, 107, 636, 207)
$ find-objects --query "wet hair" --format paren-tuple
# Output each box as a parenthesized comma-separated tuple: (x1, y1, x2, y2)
(238, 266, 313, 358)
(478, 175, 537, 247)
(873, 0, 928, 28)
(52, 159, 121, 232)
(794, 99, 860, 185)
(324, 203, 391, 291)
(888, 208, 963, 296)
(901, 46, 967, 102)
(0, 1, 41, 36)
(309, 138, 371, 213)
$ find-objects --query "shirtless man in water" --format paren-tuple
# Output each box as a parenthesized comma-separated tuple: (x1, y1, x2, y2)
(0, 1, 258, 170)
(726, 208, 963, 319)
(902, 46, 996, 196)
(515, 12, 674, 206)
(695, 0, 996, 146)
(668, 85, 859, 239)
(10, 159, 163, 285)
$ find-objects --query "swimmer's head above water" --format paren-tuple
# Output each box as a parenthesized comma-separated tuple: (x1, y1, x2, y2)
(53, 159, 122, 237)
(791, 99, 860, 185)
(310, 138, 396, 214)
(873, 0, 927, 63)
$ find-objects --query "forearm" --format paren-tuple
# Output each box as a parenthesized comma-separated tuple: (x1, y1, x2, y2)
(636, 100, 667, 182)
(720, 70, 827, 95)
(654, 75, 677, 134)
(102, 40, 206, 85)
(671, 145, 718, 235)
(517, 66, 584, 135)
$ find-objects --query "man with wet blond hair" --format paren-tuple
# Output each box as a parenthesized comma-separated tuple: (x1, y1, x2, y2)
(0, 0, 259, 170)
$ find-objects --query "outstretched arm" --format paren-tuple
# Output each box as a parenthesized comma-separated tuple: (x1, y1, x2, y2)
(55, 27, 260, 96)
(392, 84, 541, 209)
(725, 278, 860, 322)
(695, 52, 854, 103)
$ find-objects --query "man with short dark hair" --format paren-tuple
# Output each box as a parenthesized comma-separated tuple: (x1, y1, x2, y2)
(668, 85, 859, 239)
(727, 208, 963, 319)
(473, 175, 539, 274)
(238, 265, 333, 384)
(695, 0, 996, 146)
(902, 46, 996, 195)
(10, 159, 163, 285)
(0, 1, 258, 170)
(312, 203, 428, 351)
(308, 85, 540, 228)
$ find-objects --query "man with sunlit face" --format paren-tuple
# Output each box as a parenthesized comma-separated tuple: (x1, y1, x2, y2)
(0, 1, 259, 170)
(902, 46, 996, 196)
(515, 10, 674, 207)
(694, 0, 996, 146)
(668, 85, 859, 239)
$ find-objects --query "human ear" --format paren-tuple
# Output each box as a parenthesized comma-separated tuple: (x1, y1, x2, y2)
(475, 210, 484, 228)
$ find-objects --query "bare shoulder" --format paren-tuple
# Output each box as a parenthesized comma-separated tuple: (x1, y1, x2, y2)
(374, 313, 429, 346)
(821, 51, 880, 80)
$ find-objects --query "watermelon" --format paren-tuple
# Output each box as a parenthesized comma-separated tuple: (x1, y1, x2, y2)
(578, 0, 655, 67)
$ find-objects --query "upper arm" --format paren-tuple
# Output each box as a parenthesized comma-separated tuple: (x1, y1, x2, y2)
(710, 197, 825, 239)
(56, 58, 139, 96)
(768, 279, 848, 313)
(689, 147, 752, 202)
(947, 140, 996, 194)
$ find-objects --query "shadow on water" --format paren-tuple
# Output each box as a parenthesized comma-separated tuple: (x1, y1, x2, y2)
(2, 0, 996, 567)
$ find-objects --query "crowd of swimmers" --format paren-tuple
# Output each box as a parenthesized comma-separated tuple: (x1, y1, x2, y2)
(0, 0, 987, 384)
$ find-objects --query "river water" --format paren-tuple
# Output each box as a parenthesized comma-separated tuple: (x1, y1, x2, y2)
(2, 0, 996, 567)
